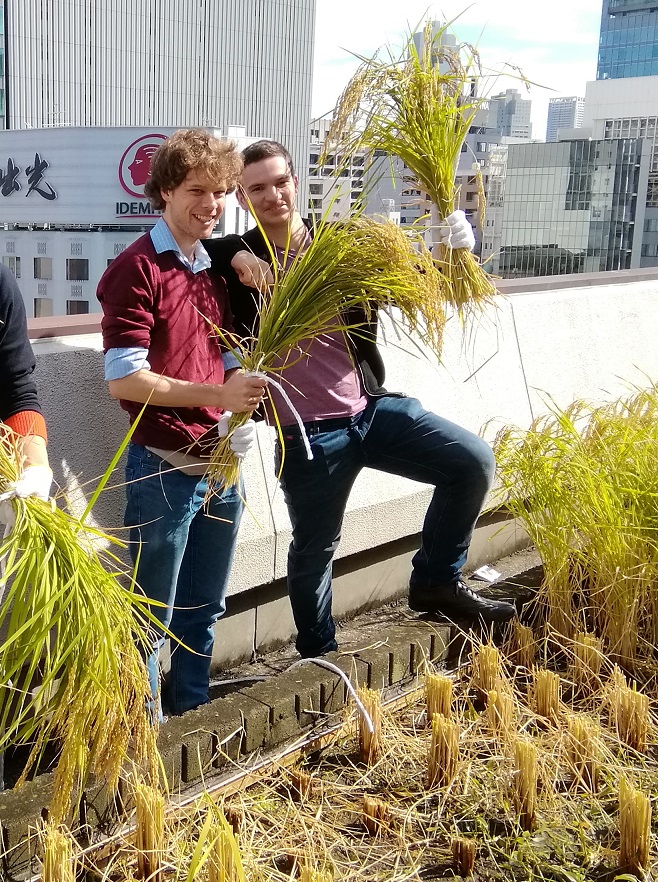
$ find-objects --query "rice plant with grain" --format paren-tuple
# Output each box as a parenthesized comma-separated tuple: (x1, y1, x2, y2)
(494, 385, 658, 674)
(205, 213, 447, 486)
(0, 423, 159, 822)
(325, 21, 502, 313)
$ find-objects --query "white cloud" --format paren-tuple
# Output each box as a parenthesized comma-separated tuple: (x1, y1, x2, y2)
(312, 0, 602, 137)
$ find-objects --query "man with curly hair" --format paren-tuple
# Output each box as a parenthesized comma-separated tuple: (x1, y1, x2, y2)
(97, 129, 267, 715)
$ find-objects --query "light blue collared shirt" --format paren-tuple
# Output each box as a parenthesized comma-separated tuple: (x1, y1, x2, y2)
(149, 217, 212, 273)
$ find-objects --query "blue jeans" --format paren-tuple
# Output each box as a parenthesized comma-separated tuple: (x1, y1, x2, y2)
(275, 396, 495, 657)
(124, 444, 243, 715)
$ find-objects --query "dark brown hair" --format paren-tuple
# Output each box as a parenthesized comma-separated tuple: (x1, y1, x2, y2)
(145, 129, 243, 211)
(241, 140, 295, 176)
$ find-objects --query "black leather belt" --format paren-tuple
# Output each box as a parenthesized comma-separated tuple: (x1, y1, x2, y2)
(280, 416, 354, 436)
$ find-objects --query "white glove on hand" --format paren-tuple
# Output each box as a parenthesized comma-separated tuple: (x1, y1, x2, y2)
(217, 413, 257, 460)
(437, 210, 476, 252)
(0, 465, 53, 530)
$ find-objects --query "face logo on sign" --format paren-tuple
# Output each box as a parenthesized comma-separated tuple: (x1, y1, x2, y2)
(118, 134, 167, 198)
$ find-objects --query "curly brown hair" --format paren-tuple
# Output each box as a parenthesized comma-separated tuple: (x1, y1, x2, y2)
(144, 129, 243, 211)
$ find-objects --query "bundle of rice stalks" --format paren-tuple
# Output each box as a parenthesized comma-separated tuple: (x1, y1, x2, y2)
(362, 794, 391, 836)
(358, 686, 383, 764)
(619, 777, 651, 874)
(135, 782, 165, 882)
(426, 671, 453, 722)
(325, 22, 498, 313)
(0, 426, 158, 822)
(494, 387, 658, 665)
(451, 837, 476, 877)
(300, 866, 333, 882)
(206, 214, 445, 487)
(41, 823, 76, 882)
(513, 739, 538, 831)
(427, 712, 459, 788)
(565, 714, 601, 792)
(531, 668, 561, 724)
(571, 631, 603, 693)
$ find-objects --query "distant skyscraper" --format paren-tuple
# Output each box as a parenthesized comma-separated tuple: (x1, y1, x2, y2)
(546, 97, 585, 142)
(597, 0, 658, 80)
(487, 89, 532, 140)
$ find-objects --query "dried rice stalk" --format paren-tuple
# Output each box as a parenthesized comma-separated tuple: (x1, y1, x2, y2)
(426, 672, 453, 722)
(472, 644, 500, 703)
(289, 767, 314, 802)
(486, 688, 517, 744)
(362, 795, 391, 836)
(135, 782, 165, 882)
(566, 714, 600, 792)
(452, 837, 476, 877)
(531, 668, 561, 723)
(41, 824, 75, 882)
(358, 687, 382, 765)
(513, 739, 538, 831)
(428, 713, 459, 788)
(607, 678, 649, 752)
(571, 631, 603, 692)
(506, 620, 536, 670)
(619, 777, 651, 873)
(300, 866, 333, 882)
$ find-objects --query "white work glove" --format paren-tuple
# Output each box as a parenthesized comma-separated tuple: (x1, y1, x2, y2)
(0, 465, 53, 530)
(217, 413, 257, 460)
(437, 210, 476, 251)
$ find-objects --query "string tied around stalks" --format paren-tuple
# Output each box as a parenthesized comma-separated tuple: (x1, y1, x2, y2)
(246, 369, 313, 461)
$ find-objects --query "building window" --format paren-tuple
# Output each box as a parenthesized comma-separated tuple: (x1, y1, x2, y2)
(34, 257, 53, 280)
(1, 255, 20, 278)
(66, 300, 89, 315)
(34, 297, 53, 318)
(107, 258, 114, 267)
(113, 243, 126, 256)
(70, 242, 83, 256)
(66, 258, 89, 281)
(309, 183, 322, 195)
(6, 241, 15, 254)
(38, 283, 48, 296)
(70, 284, 83, 297)
(37, 241, 47, 255)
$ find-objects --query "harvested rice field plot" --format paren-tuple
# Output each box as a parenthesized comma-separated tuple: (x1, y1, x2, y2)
(74, 630, 656, 882)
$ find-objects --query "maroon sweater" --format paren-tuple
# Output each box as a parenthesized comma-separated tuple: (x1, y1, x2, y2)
(97, 234, 231, 455)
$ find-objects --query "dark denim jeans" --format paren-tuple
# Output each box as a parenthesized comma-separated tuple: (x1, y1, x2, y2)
(124, 444, 243, 715)
(275, 396, 495, 657)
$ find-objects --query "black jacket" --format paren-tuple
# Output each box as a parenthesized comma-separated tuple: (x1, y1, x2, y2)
(204, 220, 388, 397)
(0, 265, 42, 422)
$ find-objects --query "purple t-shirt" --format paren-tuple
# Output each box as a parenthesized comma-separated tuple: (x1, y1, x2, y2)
(266, 237, 368, 426)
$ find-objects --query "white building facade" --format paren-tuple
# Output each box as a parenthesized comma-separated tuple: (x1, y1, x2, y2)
(0, 126, 254, 317)
(0, 0, 315, 197)
(546, 97, 585, 142)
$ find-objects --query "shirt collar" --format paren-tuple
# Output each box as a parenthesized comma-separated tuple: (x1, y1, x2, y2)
(149, 218, 211, 274)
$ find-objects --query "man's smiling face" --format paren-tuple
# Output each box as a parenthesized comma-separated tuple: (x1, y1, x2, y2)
(161, 169, 227, 253)
(237, 155, 298, 228)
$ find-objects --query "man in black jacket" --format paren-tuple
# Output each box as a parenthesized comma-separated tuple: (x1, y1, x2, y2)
(206, 140, 516, 658)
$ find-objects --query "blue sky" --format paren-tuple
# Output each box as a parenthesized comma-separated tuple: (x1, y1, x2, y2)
(312, 0, 603, 139)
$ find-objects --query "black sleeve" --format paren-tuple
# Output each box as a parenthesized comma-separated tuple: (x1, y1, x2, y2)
(0, 265, 42, 421)
(204, 235, 266, 340)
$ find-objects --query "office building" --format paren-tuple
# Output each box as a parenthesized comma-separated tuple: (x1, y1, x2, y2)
(487, 89, 532, 140)
(493, 138, 646, 277)
(308, 117, 367, 221)
(597, 0, 658, 80)
(546, 97, 585, 142)
(0, 0, 315, 185)
(0, 126, 254, 317)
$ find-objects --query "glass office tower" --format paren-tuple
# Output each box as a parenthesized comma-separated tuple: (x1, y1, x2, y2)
(598, 0, 658, 79)
(497, 139, 643, 278)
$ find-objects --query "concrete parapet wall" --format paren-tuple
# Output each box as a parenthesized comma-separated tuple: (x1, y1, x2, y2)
(29, 272, 658, 658)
